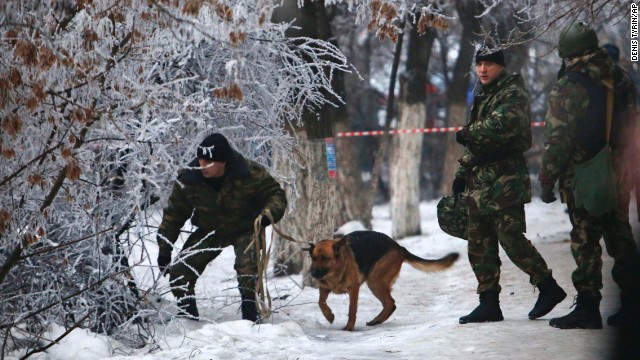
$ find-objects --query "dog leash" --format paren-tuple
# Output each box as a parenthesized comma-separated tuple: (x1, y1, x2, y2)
(246, 210, 307, 320)
(251, 213, 272, 320)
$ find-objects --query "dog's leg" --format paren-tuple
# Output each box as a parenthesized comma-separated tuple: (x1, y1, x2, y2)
(365, 252, 402, 326)
(366, 281, 396, 326)
(318, 288, 334, 324)
(344, 286, 360, 331)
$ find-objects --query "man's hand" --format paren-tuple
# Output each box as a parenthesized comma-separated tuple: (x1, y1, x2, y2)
(257, 210, 272, 228)
(260, 215, 271, 227)
(455, 128, 468, 146)
(157, 253, 171, 276)
(452, 177, 466, 195)
(540, 186, 557, 204)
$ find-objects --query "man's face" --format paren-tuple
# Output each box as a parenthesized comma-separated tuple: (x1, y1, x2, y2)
(198, 158, 226, 178)
(475, 61, 504, 84)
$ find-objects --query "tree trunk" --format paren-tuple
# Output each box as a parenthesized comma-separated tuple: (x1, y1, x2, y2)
(270, 1, 340, 285)
(390, 103, 424, 239)
(335, 122, 371, 228)
(332, 8, 374, 229)
(439, 1, 482, 196)
(271, 132, 335, 287)
(389, 22, 432, 239)
(440, 103, 468, 195)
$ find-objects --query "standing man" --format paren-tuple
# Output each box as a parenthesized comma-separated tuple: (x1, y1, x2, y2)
(539, 22, 640, 329)
(602, 43, 639, 220)
(157, 133, 287, 322)
(454, 46, 566, 324)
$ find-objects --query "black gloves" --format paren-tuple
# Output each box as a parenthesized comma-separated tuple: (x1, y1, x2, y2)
(452, 177, 466, 195)
(540, 186, 557, 203)
(455, 129, 468, 146)
(157, 253, 171, 276)
(256, 210, 272, 228)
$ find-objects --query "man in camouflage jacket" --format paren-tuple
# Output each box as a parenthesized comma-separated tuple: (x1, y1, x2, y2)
(157, 133, 287, 322)
(454, 47, 566, 324)
(539, 22, 640, 329)
(603, 43, 639, 221)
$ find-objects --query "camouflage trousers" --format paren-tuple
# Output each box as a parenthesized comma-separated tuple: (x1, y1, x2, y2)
(168, 228, 258, 300)
(564, 189, 640, 297)
(468, 205, 551, 294)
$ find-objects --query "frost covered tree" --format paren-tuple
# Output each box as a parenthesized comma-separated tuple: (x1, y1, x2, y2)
(269, 0, 451, 284)
(0, 0, 349, 354)
(390, 12, 439, 239)
(437, 0, 632, 196)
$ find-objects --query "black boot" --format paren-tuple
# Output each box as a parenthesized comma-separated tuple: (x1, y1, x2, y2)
(459, 289, 504, 324)
(240, 291, 260, 323)
(241, 296, 259, 323)
(176, 297, 199, 321)
(607, 291, 640, 328)
(529, 275, 567, 319)
(238, 274, 261, 323)
(549, 292, 602, 329)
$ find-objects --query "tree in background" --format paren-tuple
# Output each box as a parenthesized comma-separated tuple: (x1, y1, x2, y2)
(270, 0, 343, 285)
(390, 12, 438, 239)
(438, 0, 483, 197)
(435, 0, 633, 198)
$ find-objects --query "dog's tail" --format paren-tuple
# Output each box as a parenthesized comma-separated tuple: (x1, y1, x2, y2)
(403, 249, 459, 272)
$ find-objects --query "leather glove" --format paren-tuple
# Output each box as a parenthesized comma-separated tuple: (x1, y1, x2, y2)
(540, 186, 557, 204)
(157, 253, 171, 276)
(257, 210, 272, 227)
(452, 177, 466, 195)
(455, 129, 468, 146)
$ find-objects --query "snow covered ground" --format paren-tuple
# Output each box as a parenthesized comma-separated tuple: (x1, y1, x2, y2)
(9, 198, 640, 360)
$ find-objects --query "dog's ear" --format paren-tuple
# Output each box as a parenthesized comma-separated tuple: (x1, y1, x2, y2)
(303, 243, 315, 256)
(332, 236, 348, 257)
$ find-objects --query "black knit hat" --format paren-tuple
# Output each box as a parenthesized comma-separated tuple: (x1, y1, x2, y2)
(197, 133, 232, 162)
(475, 47, 506, 67)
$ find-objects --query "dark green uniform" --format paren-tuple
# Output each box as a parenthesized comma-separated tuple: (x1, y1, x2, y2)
(456, 71, 551, 294)
(539, 49, 639, 298)
(158, 150, 287, 300)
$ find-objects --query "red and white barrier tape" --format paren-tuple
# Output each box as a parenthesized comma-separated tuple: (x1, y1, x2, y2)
(336, 122, 544, 137)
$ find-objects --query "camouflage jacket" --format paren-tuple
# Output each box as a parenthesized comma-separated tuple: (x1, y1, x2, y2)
(455, 71, 533, 215)
(538, 49, 616, 195)
(157, 150, 287, 255)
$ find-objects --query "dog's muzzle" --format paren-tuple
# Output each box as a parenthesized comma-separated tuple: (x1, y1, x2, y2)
(310, 268, 328, 279)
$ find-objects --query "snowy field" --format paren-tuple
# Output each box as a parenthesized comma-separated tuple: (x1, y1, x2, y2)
(8, 198, 640, 360)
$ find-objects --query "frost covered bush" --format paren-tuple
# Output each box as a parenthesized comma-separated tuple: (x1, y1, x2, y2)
(0, 0, 347, 355)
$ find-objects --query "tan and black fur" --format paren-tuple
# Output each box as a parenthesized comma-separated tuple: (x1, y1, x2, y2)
(308, 230, 459, 331)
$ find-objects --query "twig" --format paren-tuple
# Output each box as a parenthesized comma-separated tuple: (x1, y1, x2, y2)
(18, 313, 91, 360)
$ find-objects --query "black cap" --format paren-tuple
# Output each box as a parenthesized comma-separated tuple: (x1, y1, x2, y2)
(475, 47, 506, 67)
(197, 133, 231, 162)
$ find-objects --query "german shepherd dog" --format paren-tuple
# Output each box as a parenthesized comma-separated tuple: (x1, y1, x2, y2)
(308, 230, 459, 331)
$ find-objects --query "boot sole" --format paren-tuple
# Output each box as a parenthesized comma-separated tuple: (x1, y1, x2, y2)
(549, 320, 602, 329)
(459, 315, 504, 324)
(549, 324, 602, 330)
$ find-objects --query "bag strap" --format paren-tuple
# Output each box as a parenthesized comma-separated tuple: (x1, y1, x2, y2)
(603, 79, 614, 145)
